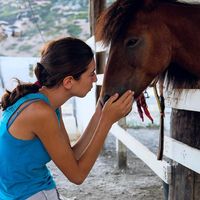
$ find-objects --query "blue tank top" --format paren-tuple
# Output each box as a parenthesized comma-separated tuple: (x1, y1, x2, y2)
(0, 93, 61, 200)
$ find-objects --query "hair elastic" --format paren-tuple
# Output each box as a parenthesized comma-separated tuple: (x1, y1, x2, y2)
(34, 81, 42, 88)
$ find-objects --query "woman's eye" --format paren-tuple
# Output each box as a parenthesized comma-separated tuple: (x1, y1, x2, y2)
(126, 38, 139, 48)
(90, 72, 95, 77)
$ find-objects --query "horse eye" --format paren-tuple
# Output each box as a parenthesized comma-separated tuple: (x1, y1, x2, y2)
(126, 38, 139, 48)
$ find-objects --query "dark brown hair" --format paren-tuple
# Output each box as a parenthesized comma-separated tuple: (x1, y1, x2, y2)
(0, 37, 94, 110)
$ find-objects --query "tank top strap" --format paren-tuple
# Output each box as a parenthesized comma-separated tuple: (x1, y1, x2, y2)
(13, 93, 50, 110)
(4, 93, 48, 114)
(5, 93, 61, 127)
(4, 93, 49, 124)
(7, 99, 41, 128)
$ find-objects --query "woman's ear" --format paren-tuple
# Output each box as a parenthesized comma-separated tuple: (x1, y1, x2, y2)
(63, 76, 74, 89)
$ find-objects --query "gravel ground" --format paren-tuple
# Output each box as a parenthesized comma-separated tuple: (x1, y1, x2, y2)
(48, 128, 165, 200)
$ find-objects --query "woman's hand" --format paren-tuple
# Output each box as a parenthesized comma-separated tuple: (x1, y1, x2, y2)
(101, 90, 134, 124)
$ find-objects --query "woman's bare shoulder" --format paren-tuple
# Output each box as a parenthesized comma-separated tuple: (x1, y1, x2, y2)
(21, 100, 56, 128)
(26, 100, 54, 116)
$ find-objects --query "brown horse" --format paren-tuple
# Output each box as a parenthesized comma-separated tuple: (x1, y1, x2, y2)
(96, 0, 200, 102)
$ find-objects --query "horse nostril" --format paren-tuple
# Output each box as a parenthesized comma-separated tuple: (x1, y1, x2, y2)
(103, 94, 110, 104)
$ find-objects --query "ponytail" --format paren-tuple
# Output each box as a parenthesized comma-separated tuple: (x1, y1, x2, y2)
(0, 79, 40, 111)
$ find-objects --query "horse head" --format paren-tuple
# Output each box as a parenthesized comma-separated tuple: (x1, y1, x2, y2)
(96, 0, 200, 103)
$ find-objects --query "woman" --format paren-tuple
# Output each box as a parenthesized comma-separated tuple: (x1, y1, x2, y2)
(0, 37, 134, 199)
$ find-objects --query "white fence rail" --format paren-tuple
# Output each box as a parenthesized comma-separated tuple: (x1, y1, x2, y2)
(165, 89, 200, 112)
(164, 136, 200, 174)
(110, 123, 171, 184)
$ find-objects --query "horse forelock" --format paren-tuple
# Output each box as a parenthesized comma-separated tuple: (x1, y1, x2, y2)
(95, 0, 180, 46)
(95, 0, 143, 46)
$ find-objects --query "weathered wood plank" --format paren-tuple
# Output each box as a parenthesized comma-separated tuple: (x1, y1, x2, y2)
(89, 0, 106, 100)
(169, 109, 200, 200)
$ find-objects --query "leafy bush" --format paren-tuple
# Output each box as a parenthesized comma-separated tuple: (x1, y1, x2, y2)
(67, 24, 81, 37)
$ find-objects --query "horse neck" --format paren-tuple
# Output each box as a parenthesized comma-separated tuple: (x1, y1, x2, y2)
(160, 3, 200, 76)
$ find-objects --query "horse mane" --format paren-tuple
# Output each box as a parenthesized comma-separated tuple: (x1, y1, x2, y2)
(161, 62, 200, 90)
(95, 0, 195, 46)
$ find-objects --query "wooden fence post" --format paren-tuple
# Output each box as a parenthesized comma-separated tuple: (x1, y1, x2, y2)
(117, 118, 127, 168)
(89, 0, 106, 101)
(169, 109, 200, 200)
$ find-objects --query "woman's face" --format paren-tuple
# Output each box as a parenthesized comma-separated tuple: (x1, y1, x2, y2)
(74, 59, 97, 97)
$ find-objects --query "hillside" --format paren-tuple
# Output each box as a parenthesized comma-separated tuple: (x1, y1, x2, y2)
(0, 0, 106, 57)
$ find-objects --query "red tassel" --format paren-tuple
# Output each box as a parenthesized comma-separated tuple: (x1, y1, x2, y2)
(136, 99, 144, 121)
(137, 93, 153, 123)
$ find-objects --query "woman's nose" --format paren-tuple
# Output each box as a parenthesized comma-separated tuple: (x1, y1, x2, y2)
(93, 74, 97, 82)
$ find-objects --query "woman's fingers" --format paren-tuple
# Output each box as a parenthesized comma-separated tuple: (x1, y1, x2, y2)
(125, 101, 133, 115)
(122, 98, 134, 115)
(105, 93, 119, 105)
(117, 90, 134, 104)
(101, 90, 134, 124)
(123, 92, 134, 106)
(117, 91, 134, 109)
(106, 90, 134, 110)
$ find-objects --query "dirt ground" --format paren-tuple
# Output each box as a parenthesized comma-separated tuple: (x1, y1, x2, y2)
(48, 128, 164, 200)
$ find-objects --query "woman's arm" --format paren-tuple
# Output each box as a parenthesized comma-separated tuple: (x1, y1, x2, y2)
(71, 110, 101, 160)
(59, 100, 102, 160)
(70, 100, 102, 160)
(33, 90, 133, 185)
